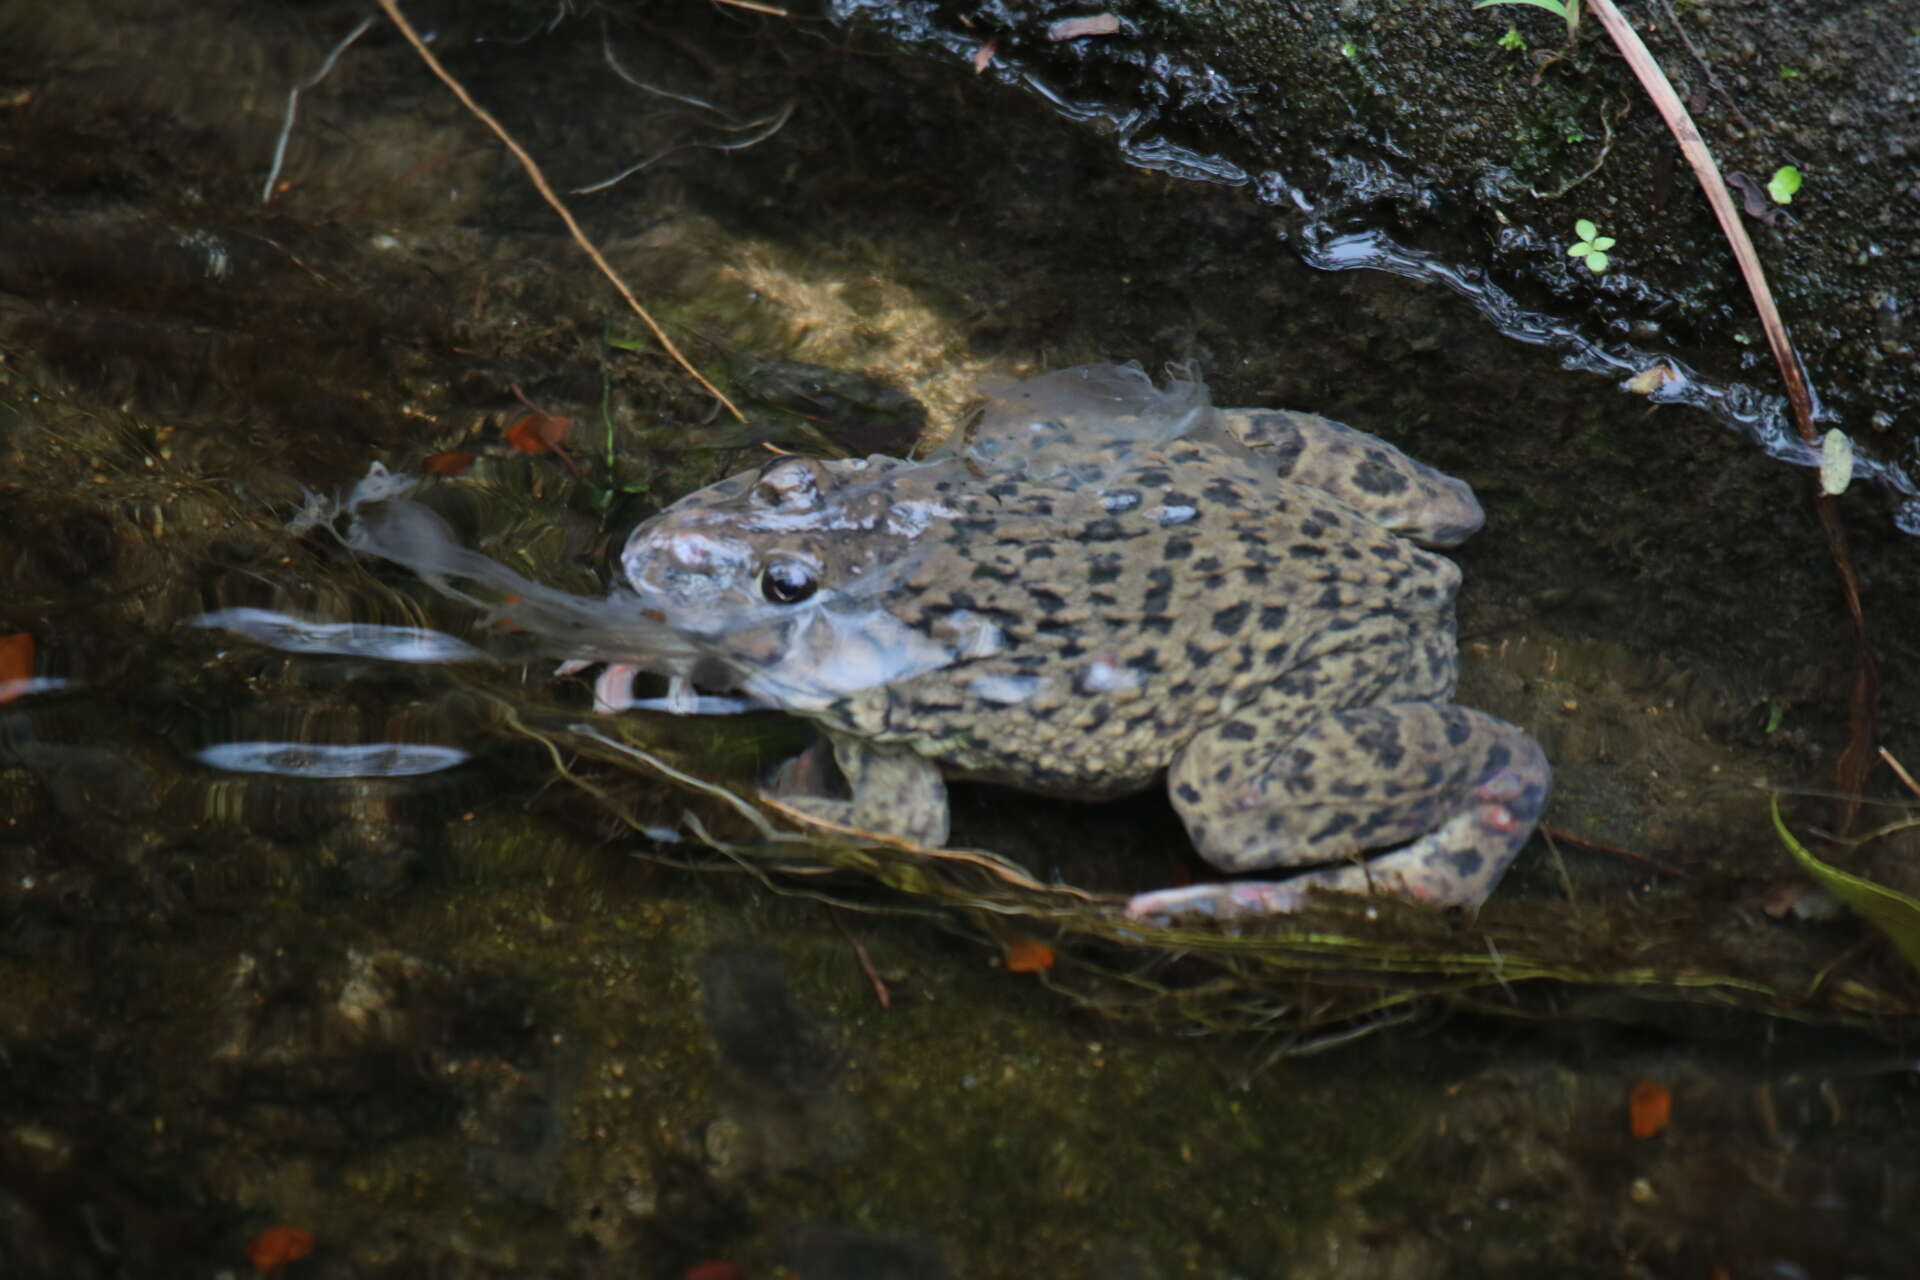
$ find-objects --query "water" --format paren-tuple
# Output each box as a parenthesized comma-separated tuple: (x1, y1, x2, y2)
(3, 3, 1918, 1275)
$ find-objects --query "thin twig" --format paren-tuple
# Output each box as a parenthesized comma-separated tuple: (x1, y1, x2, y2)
(370, 0, 745, 422)
(263, 15, 377, 205)
(1539, 822, 1693, 881)
(830, 910, 893, 1008)
(1880, 748, 1920, 802)
(1584, 0, 1876, 836)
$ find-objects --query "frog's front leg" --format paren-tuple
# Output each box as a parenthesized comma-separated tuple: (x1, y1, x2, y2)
(1131, 703, 1549, 921)
(765, 733, 951, 847)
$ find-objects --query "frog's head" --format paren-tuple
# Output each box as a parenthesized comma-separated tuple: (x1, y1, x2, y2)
(611, 455, 961, 711)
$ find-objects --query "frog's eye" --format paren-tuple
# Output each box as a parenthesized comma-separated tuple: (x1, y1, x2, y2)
(760, 559, 818, 605)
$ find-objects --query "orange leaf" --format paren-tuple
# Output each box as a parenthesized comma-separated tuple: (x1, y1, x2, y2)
(505, 412, 570, 455)
(1004, 939, 1055, 973)
(247, 1225, 314, 1275)
(683, 1263, 742, 1280)
(0, 633, 34, 703)
(1627, 1079, 1672, 1139)
(421, 450, 476, 476)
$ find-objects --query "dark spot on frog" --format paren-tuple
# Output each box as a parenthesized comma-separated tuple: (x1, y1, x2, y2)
(1259, 604, 1290, 630)
(1143, 567, 1174, 612)
(1356, 723, 1406, 770)
(1202, 479, 1245, 507)
(1288, 543, 1327, 560)
(1185, 640, 1216, 669)
(1445, 714, 1473, 746)
(1211, 602, 1251, 636)
(1163, 536, 1194, 561)
(1311, 812, 1357, 842)
(1027, 588, 1069, 614)
(1354, 454, 1411, 495)
(1219, 721, 1257, 742)
(1079, 517, 1134, 542)
(1241, 566, 1270, 587)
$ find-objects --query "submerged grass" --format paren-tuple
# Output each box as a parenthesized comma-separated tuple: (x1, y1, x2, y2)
(497, 705, 1920, 1039)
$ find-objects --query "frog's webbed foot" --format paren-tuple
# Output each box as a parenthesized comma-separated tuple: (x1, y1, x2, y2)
(765, 734, 951, 847)
(1132, 703, 1549, 922)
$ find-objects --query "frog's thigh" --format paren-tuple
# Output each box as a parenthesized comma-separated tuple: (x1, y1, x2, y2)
(766, 734, 951, 847)
(1165, 701, 1550, 905)
(1216, 408, 1483, 547)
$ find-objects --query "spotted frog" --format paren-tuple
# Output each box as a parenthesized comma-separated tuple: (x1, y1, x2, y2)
(573, 364, 1551, 920)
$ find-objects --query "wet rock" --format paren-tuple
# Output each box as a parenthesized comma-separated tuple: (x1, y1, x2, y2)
(696, 944, 840, 1098)
(694, 945, 868, 1179)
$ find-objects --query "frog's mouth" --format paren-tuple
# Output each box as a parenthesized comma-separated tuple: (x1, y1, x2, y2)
(560, 660, 769, 718)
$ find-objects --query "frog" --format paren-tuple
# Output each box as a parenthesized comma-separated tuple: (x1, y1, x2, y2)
(337, 363, 1548, 920)
(579, 362, 1550, 922)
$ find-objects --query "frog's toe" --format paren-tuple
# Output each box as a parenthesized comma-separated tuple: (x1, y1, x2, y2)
(1126, 879, 1321, 922)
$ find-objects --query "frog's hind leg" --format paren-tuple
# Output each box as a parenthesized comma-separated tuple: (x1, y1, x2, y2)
(765, 733, 952, 847)
(1214, 408, 1484, 548)
(1133, 703, 1549, 920)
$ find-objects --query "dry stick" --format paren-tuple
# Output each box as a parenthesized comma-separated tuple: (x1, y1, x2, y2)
(370, 0, 745, 423)
(1585, 0, 1877, 835)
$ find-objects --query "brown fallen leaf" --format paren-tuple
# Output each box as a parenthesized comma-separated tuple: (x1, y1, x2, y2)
(1724, 171, 1783, 226)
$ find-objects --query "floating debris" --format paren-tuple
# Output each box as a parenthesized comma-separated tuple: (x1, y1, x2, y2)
(196, 741, 470, 778)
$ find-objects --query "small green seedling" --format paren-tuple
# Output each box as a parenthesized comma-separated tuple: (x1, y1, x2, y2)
(1473, 0, 1579, 43)
(1497, 25, 1527, 51)
(1567, 219, 1614, 273)
(1767, 165, 1802, 205)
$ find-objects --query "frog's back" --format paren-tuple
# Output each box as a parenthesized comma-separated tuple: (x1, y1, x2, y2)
(822, 440, 1460, 798)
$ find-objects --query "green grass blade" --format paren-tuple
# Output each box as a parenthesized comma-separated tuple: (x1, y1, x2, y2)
(1772, 794, 1920, 973)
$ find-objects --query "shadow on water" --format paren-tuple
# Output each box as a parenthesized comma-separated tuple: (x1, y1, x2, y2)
(2, 2, 1918, 1276)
